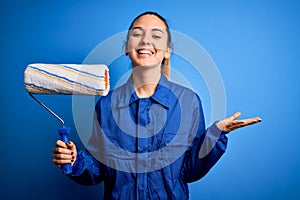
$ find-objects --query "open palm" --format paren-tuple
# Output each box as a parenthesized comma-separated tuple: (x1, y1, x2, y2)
(217, 112, 262, 133)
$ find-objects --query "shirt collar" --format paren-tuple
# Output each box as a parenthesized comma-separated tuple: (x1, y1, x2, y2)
(116, 75, 171, 109)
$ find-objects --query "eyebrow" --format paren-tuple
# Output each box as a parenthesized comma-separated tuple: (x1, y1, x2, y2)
(131, 27, 165, 34)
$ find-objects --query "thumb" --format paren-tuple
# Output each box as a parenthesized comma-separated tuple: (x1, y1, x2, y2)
(66, 141, 77, 166)
(66, 141, 77, 151)
(228, 112, 242, 121)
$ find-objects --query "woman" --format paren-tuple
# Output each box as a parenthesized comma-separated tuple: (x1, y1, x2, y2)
(52, 11, 261, 199)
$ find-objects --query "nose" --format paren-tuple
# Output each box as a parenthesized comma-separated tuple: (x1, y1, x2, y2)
(140, 31, 151, 45)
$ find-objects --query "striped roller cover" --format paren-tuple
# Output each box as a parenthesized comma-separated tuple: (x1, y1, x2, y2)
(24, 63, 110, 96)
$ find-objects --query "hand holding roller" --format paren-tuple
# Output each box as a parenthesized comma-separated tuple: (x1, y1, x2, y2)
(24, 63, 110, 174)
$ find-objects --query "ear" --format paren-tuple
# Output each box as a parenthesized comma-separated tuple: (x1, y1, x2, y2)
(124, 41, 129, 56)
(164, 46, 171, 59)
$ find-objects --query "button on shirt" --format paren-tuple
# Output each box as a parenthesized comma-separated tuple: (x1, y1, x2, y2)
(68, 75, 228, 200)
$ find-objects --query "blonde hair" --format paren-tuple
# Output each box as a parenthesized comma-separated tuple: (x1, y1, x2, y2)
(162, 57, 170, 78)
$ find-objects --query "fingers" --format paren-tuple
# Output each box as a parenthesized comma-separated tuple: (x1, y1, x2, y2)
(226, 117, 262, 132)
(55, 140, 68, 148)
(253, 117, 262, 123)
(217, 112, 262, 133)
(66, 141, 76, 151)
(229, 112, 242, 121)
(242, 117, 262, 126)
(52, 153, 74, 164)
(217, 112, 242, 132)
(52, 140, 77, 167)
(223, 120, 245, 132)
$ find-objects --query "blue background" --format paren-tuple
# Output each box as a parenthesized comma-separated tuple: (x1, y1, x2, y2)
(1, 0, 300, 199)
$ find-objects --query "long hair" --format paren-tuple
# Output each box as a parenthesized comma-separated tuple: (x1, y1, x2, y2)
(126, 11, 172, 78)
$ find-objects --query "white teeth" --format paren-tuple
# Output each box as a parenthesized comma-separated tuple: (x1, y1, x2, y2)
(138, 50, 153, 54)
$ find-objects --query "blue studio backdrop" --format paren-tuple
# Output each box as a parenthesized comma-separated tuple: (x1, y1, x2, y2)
(1, 0, 300, 200)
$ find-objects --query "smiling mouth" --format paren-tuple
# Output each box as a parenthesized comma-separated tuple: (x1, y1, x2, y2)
(137, 49, 155, 55)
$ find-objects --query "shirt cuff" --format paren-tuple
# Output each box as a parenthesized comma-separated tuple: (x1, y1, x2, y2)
(206, 121, 229, 140)
(70, 153, 84, 176)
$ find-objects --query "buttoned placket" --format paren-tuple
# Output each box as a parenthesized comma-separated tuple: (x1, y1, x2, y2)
(118, 75, 171, 200)
(136, 98, 151, 200)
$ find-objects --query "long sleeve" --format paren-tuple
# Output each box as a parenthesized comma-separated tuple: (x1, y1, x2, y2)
(64, 76, 229, 199)
(67, 149, 104, 186)
(182, 96, 228, 183)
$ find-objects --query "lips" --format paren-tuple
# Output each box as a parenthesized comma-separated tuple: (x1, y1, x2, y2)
(137, 49, 155, 55)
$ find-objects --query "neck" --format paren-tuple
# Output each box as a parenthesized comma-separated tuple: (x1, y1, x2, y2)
(132, 65, 161, 98)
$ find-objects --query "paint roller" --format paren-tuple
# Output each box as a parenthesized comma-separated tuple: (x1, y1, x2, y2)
(24, 63, 110, 174)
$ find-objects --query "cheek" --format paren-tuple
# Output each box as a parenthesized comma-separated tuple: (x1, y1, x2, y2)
(153, 40, 169, 51)
(126, 38, 169, 52)
(126, 39, 139, 52)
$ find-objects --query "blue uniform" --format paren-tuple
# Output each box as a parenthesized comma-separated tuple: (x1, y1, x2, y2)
(68, 75, 228, 199)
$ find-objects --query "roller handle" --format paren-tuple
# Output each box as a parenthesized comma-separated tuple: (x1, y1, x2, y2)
(58, 127, 72, 174)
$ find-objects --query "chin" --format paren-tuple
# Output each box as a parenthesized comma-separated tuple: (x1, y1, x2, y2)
(133, 63, 160, 69)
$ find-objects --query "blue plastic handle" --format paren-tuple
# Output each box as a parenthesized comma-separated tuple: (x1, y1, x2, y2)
(58, 127, 72, 174)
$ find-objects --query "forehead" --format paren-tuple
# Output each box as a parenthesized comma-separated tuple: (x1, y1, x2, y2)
(131, 14, 167, 29)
